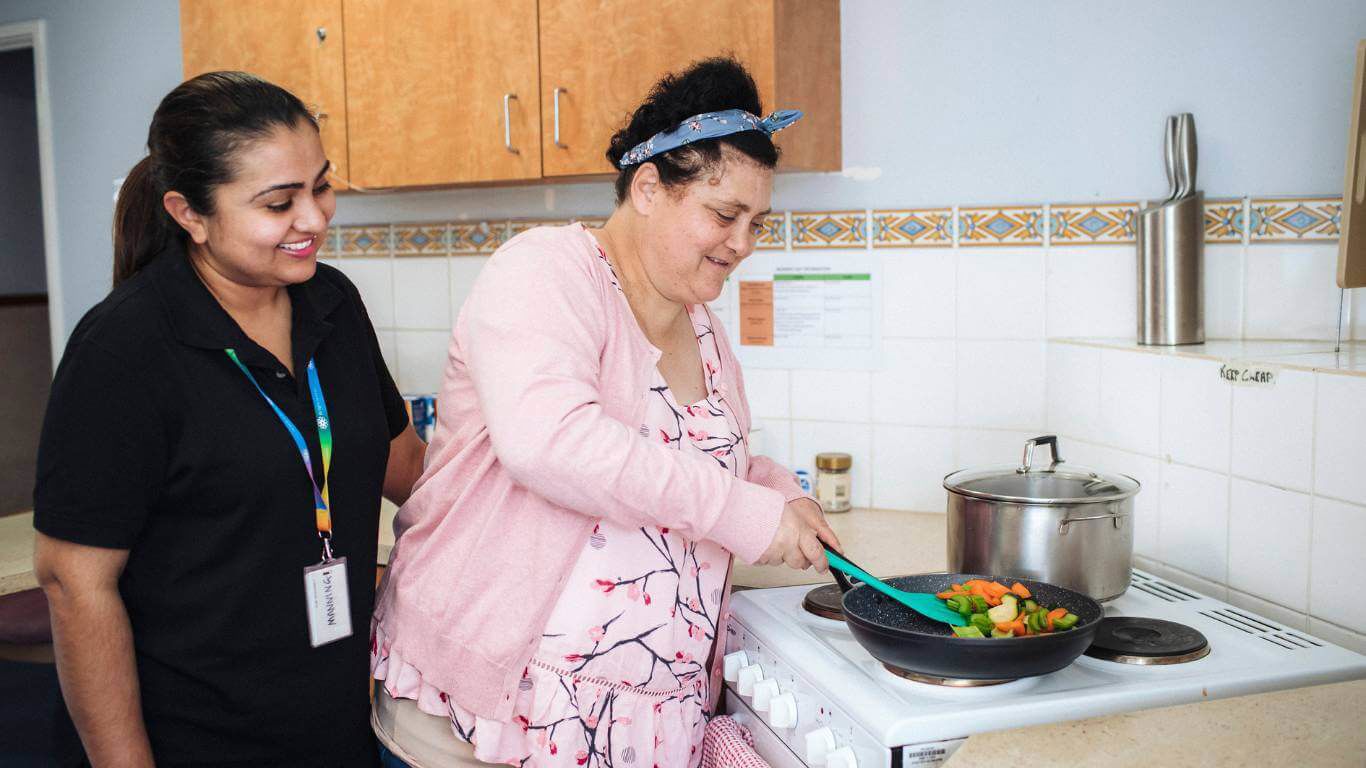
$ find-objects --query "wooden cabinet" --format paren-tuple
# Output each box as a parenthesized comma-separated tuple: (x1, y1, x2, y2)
(538, 0, 840, 178)
(180, 0, 839, 189)
(342, 0, 541, 188)
(180, 0, 351, 188)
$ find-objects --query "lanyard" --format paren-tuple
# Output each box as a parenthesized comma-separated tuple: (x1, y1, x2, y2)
(225, 349, 336, 559)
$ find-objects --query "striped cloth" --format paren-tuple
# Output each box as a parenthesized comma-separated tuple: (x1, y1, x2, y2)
(701, 716, 771, 768)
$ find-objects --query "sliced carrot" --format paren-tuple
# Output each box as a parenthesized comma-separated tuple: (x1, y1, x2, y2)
(984, 582, 1010, 598)
(936, 590, 959, 599)
(994, 621, 1015, 633)
(985, 594, 1003, 606)
(1010, 582, 1032, 599)
(1010, 619, 1027, 636)
(1046, 616, 1055, 632)
(1047, 608, 1067, 621)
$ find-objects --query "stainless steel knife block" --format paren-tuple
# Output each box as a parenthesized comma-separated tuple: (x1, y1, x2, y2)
(1136, 192, 1204, 345)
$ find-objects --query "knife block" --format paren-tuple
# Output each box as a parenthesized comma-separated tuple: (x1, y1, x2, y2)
(1136, 192, 1205, 345)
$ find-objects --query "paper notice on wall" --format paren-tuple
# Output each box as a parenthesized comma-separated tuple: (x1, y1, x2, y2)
(710, 251, 880, 369)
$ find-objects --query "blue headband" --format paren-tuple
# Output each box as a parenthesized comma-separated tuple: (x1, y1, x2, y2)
(616, 108, 803, 169)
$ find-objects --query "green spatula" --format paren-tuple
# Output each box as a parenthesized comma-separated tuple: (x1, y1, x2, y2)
(823, 546, 967, 626)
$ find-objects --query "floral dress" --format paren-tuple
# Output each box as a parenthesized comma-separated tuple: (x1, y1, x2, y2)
(373, 237, 747, 767)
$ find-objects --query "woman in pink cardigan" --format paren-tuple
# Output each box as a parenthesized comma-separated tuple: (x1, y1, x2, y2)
(371, 58, 841, 767)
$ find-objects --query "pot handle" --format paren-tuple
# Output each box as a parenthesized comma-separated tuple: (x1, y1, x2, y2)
(1058, 510, 1127, 534)
(823, 545, 860, 593)
(1018, 435, 1064, 474)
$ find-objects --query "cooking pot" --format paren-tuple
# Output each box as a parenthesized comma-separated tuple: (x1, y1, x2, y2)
(944, 435, 1140, 602)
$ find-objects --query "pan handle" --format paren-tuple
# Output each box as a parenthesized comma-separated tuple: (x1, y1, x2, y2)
(824, 545, 864, 593)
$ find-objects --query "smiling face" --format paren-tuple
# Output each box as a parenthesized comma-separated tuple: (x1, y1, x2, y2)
(633, 149, 774, 304)
(172, 120, 335, 289)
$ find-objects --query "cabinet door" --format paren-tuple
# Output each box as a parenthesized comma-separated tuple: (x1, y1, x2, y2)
(180, 0, 350, 188)
(343, 0, 541, 188)
(538, 0, 777, 178)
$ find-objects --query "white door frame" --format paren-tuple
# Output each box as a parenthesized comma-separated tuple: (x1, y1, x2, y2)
(0, 19, 64, 370)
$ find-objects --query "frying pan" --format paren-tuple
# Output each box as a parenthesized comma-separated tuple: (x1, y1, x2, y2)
(831, 570, 1104, 681)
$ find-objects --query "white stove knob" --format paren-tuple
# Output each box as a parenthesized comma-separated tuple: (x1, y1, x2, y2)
(751, 678, 780, 711)
(736, 664, 764, 696)
(804, 727, 836, 764)
(766, 692, 797, 729)
(722, 650, 750, 682)
(826, 746, 858, 768)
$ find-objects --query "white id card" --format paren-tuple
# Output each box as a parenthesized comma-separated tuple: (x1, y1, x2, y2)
(303, 557, 353, 648)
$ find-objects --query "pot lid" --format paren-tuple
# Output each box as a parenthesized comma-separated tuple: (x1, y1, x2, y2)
(943, 435, 1140, 505)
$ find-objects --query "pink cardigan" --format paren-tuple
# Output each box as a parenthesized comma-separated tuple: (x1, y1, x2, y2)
(373, 225, 808, 722)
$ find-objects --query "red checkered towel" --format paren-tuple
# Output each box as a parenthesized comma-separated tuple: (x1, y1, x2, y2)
(701, 715, 771, 768)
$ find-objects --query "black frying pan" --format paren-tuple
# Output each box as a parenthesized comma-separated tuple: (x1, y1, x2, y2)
(831, 569, 1104, 681)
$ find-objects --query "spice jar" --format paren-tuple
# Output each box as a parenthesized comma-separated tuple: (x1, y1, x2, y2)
(814, 453, 853, 513)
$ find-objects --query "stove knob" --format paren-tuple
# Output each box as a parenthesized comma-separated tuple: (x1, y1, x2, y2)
(804, 727, 836, 764)
(826, 746, 858, 768)
(766, 692, 798, 729)
(722, 650, 750, 683)
(736, 664, 764, 696)
(751, 678, 780, 711)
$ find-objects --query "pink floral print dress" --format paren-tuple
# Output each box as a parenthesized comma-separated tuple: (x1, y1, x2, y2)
(373, 237, 746, 767)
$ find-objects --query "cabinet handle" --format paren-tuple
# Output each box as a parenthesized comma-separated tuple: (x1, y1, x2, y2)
(553, 86, 568, 148)
(316, 27, 327, 43)
(503, 93, 519, 154)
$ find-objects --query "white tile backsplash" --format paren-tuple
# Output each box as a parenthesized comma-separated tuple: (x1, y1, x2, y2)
(1310, 496, 1366, 634)
(881, 248, 956, 338)
(1204, 244, 1245, 340)
(1227, 479, 1311, 612)
(394, 330, 450, 394)
(393, 257, 451, 329)
(954, 428, 1039, 469)
(1158, 462, 1229, 583)
(956, 247, 1045, 339)
(1159, 356, 1231, 472)
(337, 258, 395, 329)
(792, 369, 871, 423)
(742, 368, 791, 420)
(955, 340, 1045, 430)
(872, 340, 955, 427)
(791, 421, 872, 509)
(1313, 372, 1366, 507)
(1046, 342, 1101, 444)
(872, 425, 955, 512)
(1224, 588, 1309, 632)
(1230, 368, 1315, 492)
(1045, 246, 1135, 338)
(1243, 243, 1342, 340)
(1098, 348, 1161, 455)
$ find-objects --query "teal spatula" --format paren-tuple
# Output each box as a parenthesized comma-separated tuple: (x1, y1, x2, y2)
(823, 546, 967, 626)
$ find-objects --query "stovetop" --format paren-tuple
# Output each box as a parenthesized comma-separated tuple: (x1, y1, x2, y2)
(724, 570, 1366, 761)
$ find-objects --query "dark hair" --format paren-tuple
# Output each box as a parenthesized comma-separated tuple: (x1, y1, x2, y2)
(606, 57, 779, 204)
(112, 71, 318, 285)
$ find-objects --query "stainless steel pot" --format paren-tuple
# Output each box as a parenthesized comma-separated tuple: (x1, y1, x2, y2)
(944, 435, 1140, 602)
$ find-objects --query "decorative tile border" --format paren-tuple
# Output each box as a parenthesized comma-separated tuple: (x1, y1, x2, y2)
(331, 195, 1343, 258)
(790, 210, 868, 248)
(872, 208, 953, 248)
(1203, 199, 1245, 244)
(957, 206, 1044, 246)
(1049, 203, 1136, 245)
(393, 225, 448, 256)
(1249, 197, 1341, 242)
(338, 225, 391, 257)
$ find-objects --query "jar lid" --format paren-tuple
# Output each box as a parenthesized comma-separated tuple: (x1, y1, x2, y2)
(815, 452, 852, 470)
(943, 436, 1139, 505)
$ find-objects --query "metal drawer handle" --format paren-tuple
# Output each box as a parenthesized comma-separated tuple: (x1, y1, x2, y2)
(1018, 435, 1063, 474)
(553, 87, 568, 148)
(503, 93, 519, 154)
(1058, 511, 1127, 535)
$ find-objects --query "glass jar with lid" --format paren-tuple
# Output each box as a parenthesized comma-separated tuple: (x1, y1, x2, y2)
(814, 452, 853, 513)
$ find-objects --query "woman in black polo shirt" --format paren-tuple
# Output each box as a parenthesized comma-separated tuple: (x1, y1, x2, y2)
(32, 72, 426, 767)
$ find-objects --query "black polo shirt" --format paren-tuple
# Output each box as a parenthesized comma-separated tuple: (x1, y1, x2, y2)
(35, 244, 407, 767)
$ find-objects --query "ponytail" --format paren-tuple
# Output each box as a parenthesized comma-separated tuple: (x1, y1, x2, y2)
(112, 156, 173, 286)
(111, 71, 317, 287)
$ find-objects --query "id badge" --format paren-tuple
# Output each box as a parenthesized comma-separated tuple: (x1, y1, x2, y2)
(303, 557, 353, 648)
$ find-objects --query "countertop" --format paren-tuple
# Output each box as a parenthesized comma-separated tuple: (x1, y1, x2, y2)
(943, 677, 1366, 767)
(0, 511, 38, 597)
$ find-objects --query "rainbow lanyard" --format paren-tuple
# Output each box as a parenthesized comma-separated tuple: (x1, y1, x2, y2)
(225, 349, 335, 560)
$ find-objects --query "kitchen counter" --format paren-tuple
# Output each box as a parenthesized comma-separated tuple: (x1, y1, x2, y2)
(944, 678, 1366, 767)
(0, 511, 38, 597)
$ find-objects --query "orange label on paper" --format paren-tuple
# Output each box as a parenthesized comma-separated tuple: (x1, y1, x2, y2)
(739, 280, 774, 346)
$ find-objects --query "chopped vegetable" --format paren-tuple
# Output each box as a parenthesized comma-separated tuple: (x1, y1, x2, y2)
(936, 579, 1082, 639)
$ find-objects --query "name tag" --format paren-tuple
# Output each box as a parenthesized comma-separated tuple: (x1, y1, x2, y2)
(303, 558, 352, 648)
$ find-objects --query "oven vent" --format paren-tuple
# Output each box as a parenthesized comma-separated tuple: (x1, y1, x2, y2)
(1129, 571, 1199, 602)
(1197, 608, 1322, 651)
